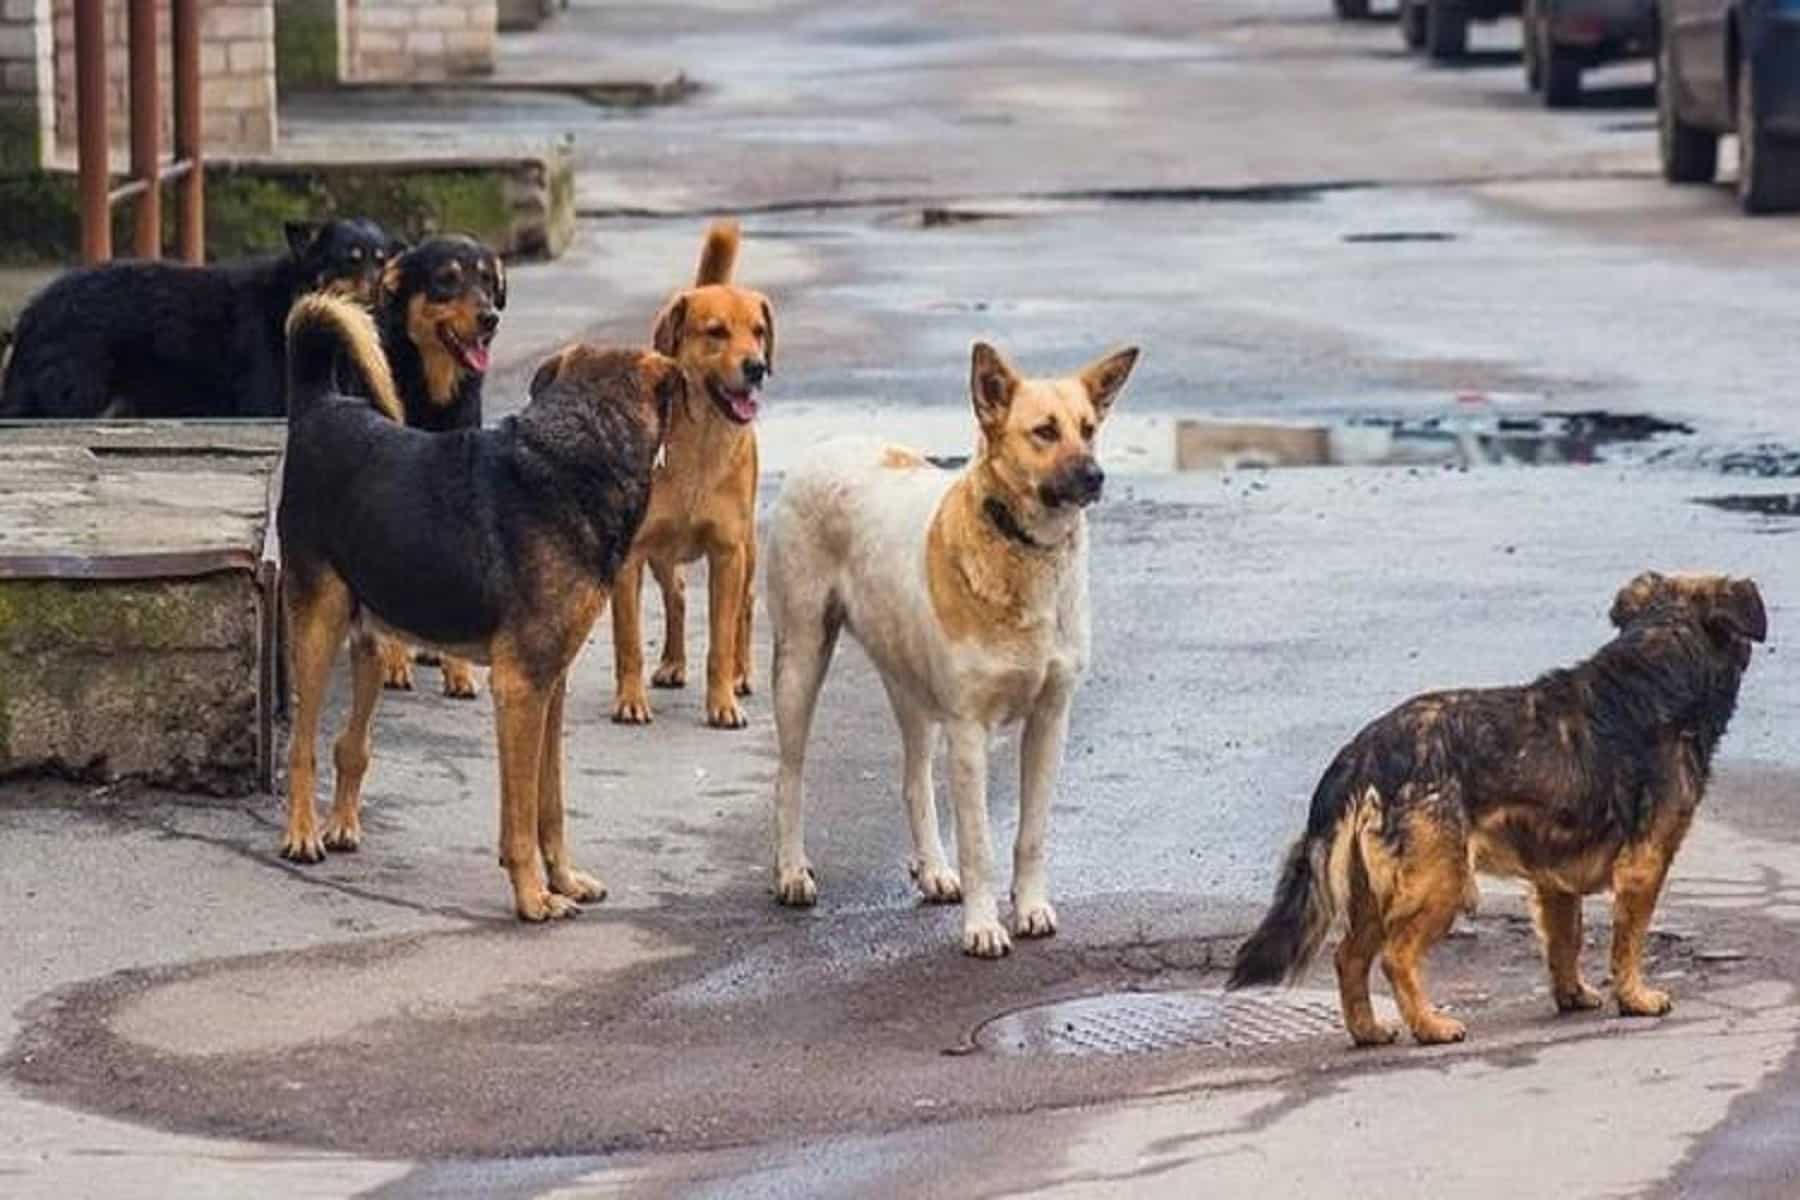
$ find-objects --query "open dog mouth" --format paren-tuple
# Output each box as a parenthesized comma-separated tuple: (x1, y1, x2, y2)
(707, 377, 761, 423)
(438, 323, 493, 374)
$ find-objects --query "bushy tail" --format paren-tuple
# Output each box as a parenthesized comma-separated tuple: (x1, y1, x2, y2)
(1227, 761, 1357, 990)
(694, 219, 740, 287)
(285, 293, 401, 423)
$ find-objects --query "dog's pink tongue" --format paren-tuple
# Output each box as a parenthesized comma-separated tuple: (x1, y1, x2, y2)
(464, 343, 491, 374)
(730, 392, 758, 421)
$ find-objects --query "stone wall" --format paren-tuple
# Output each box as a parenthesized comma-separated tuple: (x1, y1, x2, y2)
(274, 0, 340, 89)
(0, 0, 55, 169)
(45, 0, 276, 162)
(343, 0, 493, 82)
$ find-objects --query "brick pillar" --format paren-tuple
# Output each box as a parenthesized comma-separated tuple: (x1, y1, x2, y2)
(0, 0, 54, 170)
(343, 0, 494, 83)
(50, 0, 275, 162)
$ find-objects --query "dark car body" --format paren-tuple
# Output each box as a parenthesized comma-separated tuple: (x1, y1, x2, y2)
(1524, 0, 1660, 106)
(1659, 0, 1800, 210)
(1399, 0, 1526, 61)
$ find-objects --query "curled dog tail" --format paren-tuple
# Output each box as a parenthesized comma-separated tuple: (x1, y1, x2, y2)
(694, 219, 740, 287)
(1227, 757, 1359, 990)
(285, 293, 401, 424)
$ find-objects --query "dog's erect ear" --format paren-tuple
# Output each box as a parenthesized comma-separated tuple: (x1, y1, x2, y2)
(1078, 346, 1140, 423)
(759, 295, 776, 373)
(529, 346, 571, 399)
(970, 341, 1019, 432)
(285, 220, 322, 257)
(491, 253, 508, 311)
(1610, 571, 1665, 629)
(1709, 578, 1768, 643)
(652, 294, 687, 357)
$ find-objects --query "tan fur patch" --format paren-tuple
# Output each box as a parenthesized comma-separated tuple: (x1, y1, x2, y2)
(881, 445, 927, 469)
(405, 292, 473, 408)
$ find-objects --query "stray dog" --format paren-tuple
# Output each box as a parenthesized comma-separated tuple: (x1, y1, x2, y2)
(277, 294, 675, 920)
(365, 234, 508, 700)
(765, 340, 1139, 956)
(0, 219, 397, 419)
(1229, 572, 1765, 1046)
(606, 219, 771, 729)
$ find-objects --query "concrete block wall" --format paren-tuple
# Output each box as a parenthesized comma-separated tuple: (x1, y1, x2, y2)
(47, 0, 276, 162)
(343, 0, 494, 82)
(0, 0, 55, 169)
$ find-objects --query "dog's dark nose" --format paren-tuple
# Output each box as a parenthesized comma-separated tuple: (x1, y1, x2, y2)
(477, 308, 500, 338)
(1076, 458, 1105, 502)
(742, 358, 767, 387)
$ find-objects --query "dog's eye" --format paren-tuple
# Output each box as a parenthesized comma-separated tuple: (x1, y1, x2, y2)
(751, 324, 766, 340)
(349, 248, 363, 261)
(1032, 420, 1059, 443)
(706, 323, 728, 339)
(1080, 421, 1095, 441)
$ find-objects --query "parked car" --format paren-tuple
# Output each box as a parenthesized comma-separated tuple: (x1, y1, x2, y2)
(1522, 0, 1659, 107)
(1658, 0, 1800, 212)
(1399, 0, 1525, 60)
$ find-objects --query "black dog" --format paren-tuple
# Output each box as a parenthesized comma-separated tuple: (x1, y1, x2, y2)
(358, 233, 508, 697)
(278, 294, 677, 920)
(0, 219, 399, 420)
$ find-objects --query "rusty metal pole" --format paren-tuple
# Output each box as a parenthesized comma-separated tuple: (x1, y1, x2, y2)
(127, 0, 160, 258)
(74, 0, 110, 263)
(171, 0, 203, 263)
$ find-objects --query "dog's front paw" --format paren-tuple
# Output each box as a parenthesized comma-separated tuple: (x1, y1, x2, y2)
(911, 860, 962, 904)
(612, 692, 654, 724)
(652, 661, 687, 689)
(1554, 981, 1605, 1013)
(321, 816, 362, 853)
(962, 917, 1013, 959)
(279, 829, 326, 864)
(516, 889, 581, 922)
(1408, 1011, 1467, 1045)
(380, 655, 416, 691)
(1348, 1019, 1402, 1048)
(775, 863, 818, 906)
(1617, 985, 1673, 1018)
(706, 696, 748, 729)
(1012, 900, 1058, 939)
(548, 866, 607, 903)
(441, 659, 480, 700)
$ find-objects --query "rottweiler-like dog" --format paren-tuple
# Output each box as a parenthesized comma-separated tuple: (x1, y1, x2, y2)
(1230, 572, 1765, 1046)
(363, 234, 508, 700)
(0, 219, 398, 420)
(278, 294, 676, 920)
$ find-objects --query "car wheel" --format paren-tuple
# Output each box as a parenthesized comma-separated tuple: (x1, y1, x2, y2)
(1658, 31, 1718, 183)
(1523, 1, 1543, 90)
(1542, 40, 1583, 108)
(1402, 0, 1428, 49)
(1738, 53, 1800, 213)
(1334, 0, 1372, 18)
(1426, 0, 1469, 61)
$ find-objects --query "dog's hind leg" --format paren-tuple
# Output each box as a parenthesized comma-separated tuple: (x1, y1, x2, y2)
(1376, 801, 1469, 1044)
(949, 719, 1009, 958)
(770, 590, 840, 907)
(1336, 867, 1399, 1046)
(649, 556, 687, 689)
(539, 671, 606, 905)
(1610, 799, 1696, 1017)
(890, 691, 956, 903)
(280, 570, 354, 864)
(1012, 687, 1072, 938)
(1531, 886, 1602, 1013)
(322, 632, 385, 853)
(492, 654, 576, 922)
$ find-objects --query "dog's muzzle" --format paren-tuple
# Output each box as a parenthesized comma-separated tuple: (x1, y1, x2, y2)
(1039, 457, 1105, 509)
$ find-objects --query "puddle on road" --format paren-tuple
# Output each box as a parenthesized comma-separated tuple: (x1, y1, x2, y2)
(1342, 230, 1458, 244)
(1692, 493, 1800, 531)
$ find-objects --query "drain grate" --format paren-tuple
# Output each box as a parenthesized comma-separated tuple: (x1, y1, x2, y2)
(976, 989, 1344, 1058)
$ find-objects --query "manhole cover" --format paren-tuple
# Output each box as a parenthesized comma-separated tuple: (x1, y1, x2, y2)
(975, 989, 1346, 1058)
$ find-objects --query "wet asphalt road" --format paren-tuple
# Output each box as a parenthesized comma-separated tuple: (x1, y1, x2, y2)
(9, 0, 1800, 1195)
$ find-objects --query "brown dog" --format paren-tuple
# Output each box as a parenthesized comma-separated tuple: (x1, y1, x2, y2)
(604, 219, 773, 729)
(1229, 572, 1765, 1045)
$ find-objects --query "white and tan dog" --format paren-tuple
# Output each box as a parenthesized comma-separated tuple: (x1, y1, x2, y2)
(765, 340, 1139, 957)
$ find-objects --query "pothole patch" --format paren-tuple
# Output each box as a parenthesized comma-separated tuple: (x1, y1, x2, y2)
(975, 988, 1349, 1058)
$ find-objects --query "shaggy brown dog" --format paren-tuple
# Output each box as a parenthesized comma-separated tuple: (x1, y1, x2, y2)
(1229, 572, 1765, 1046)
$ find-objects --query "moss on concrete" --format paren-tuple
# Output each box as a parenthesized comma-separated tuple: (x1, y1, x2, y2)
(275, 0, 340, 92)
(0, 102, 43, 174)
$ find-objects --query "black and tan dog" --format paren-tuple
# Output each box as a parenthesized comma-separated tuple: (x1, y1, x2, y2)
(1229, 572, 1765, 1046)
(362, 234, 508, 700)
(277, 294, 676, 920)
(0, 218, 398, 420)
